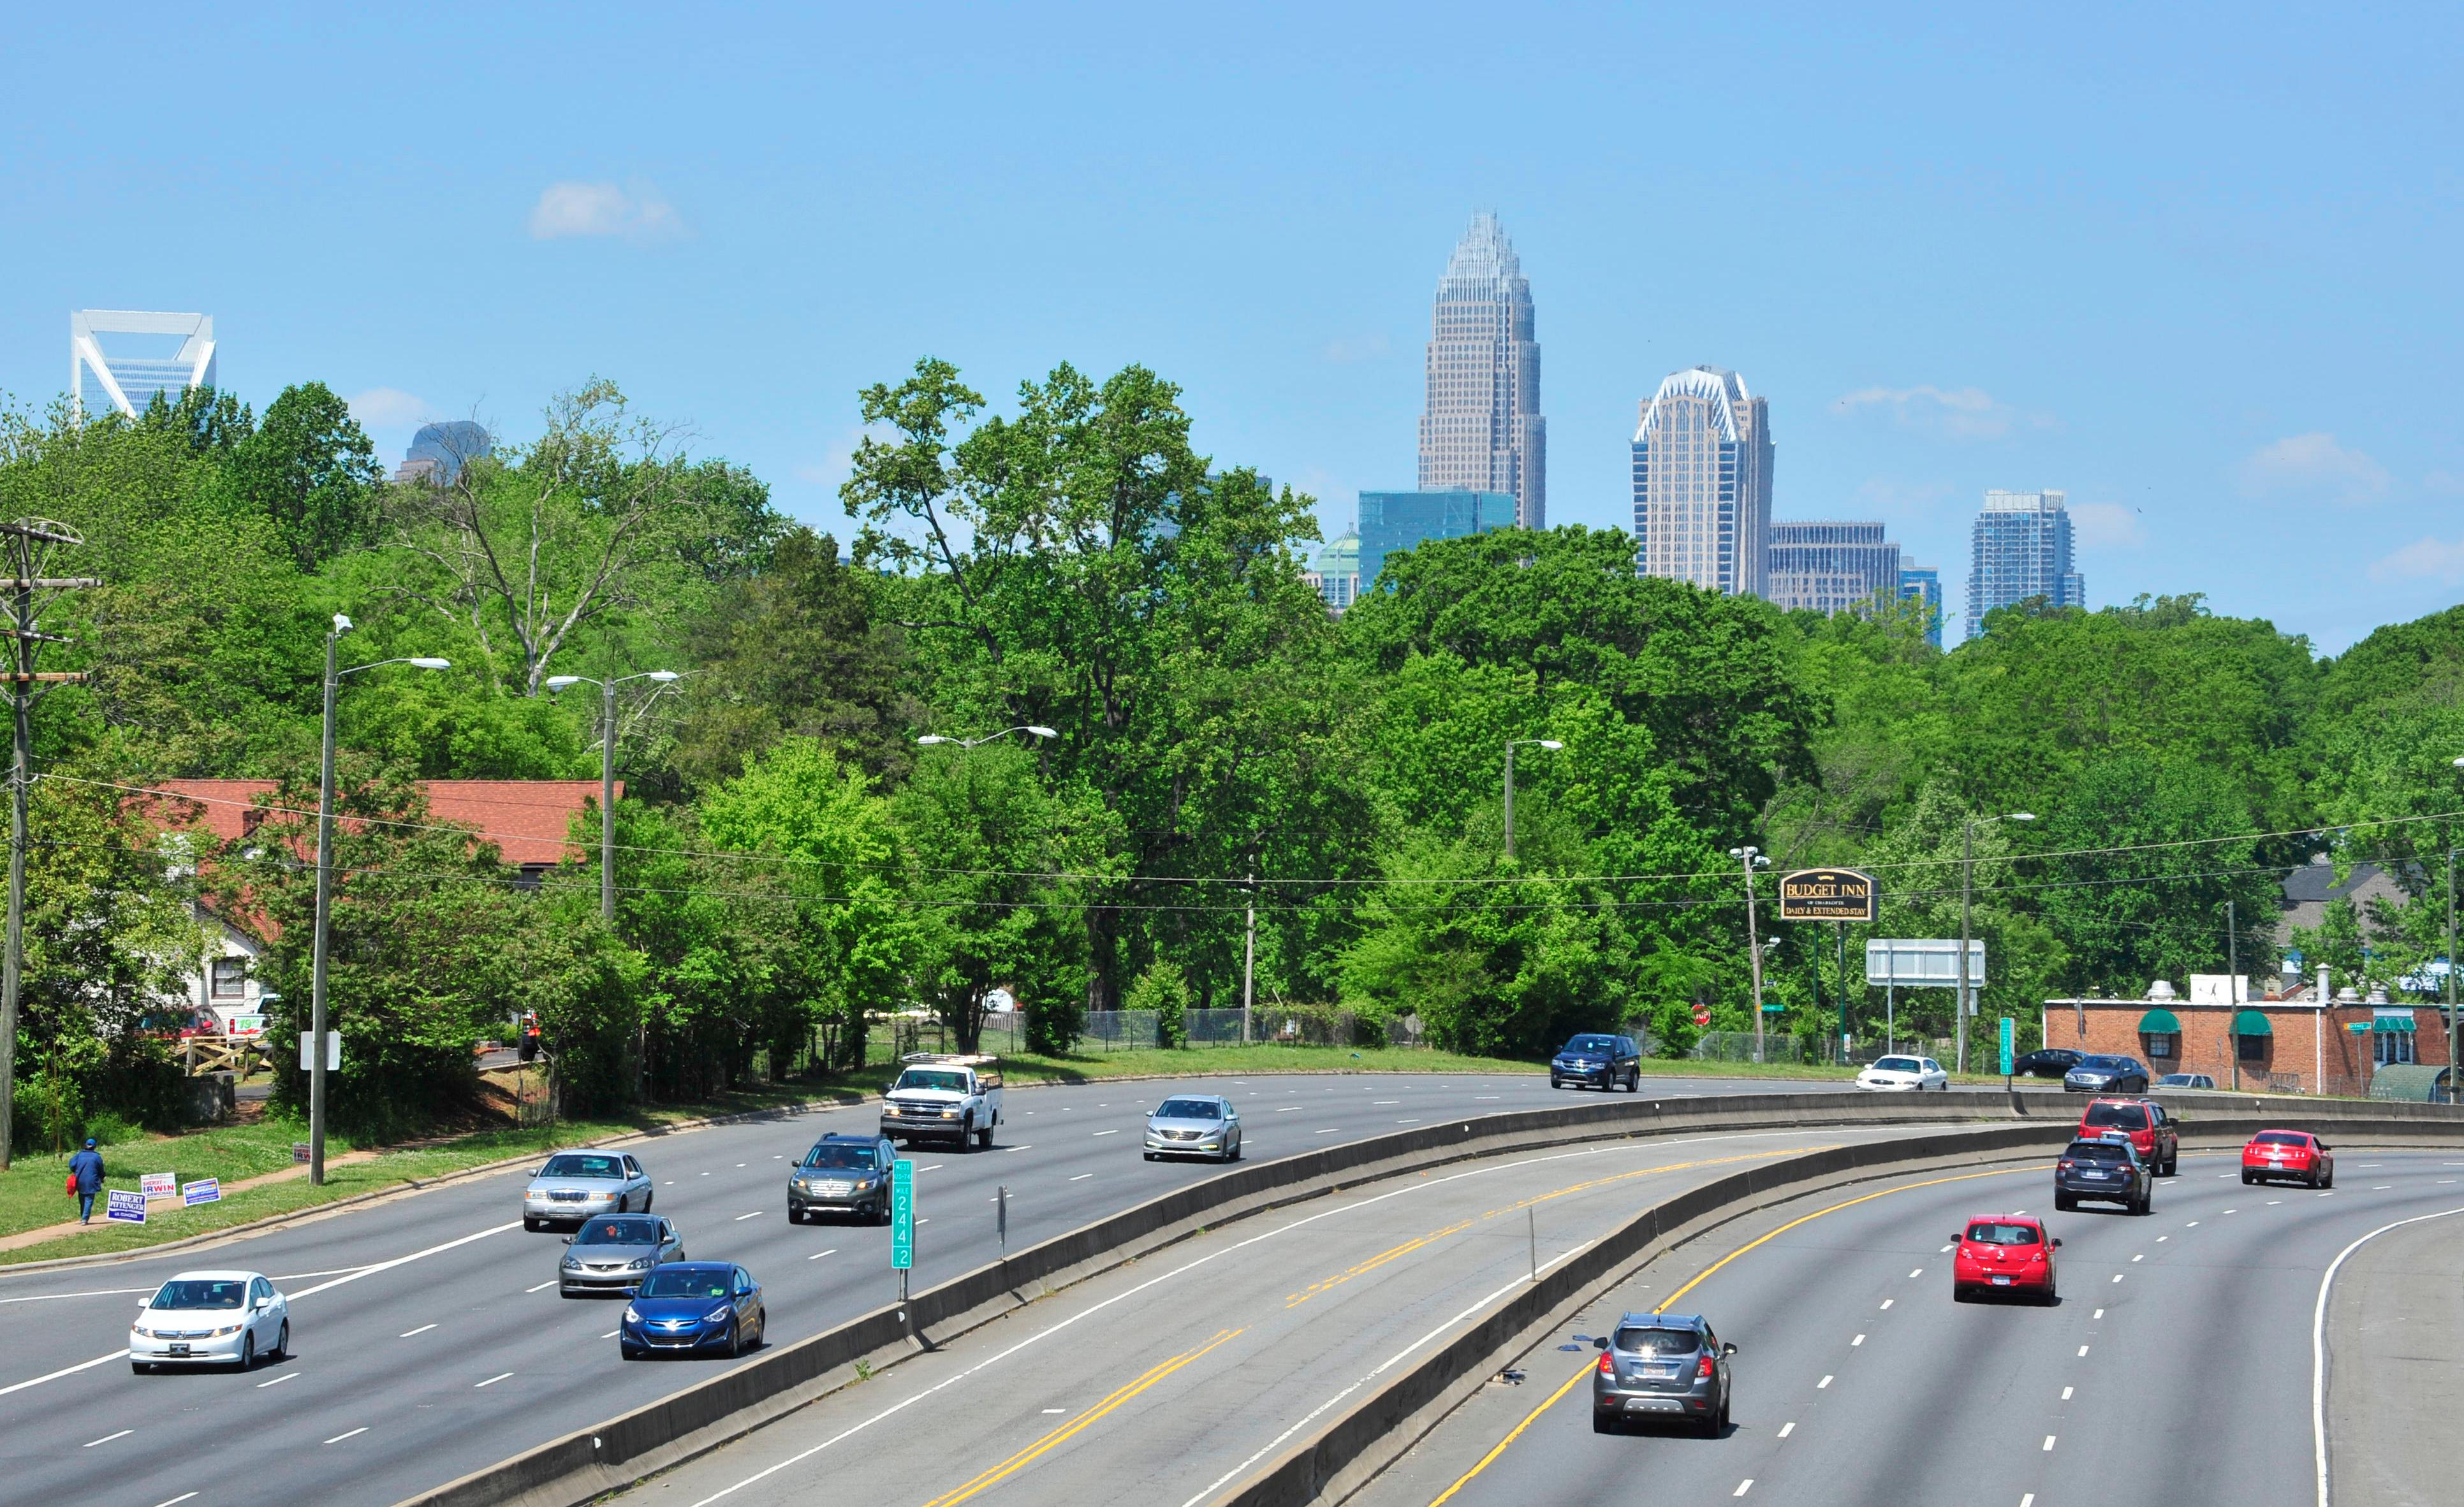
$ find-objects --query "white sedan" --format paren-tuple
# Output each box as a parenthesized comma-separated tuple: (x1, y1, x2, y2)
(1856, 1054, 1949, 1091)
(129, 1269, 290, 1372)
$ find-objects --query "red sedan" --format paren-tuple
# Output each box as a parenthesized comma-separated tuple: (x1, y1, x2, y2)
(2243, 1130, 2334, 1188)
(1950, 1214, 2060, 1304)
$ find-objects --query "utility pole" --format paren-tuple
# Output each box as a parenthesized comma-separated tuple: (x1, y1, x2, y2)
(0, 520, 97, 1172)
(2447, 827, 2458, 1111)
(1731, 847, 1768, 1064)
(1958, 822, 1975, 1077)
(1242, 859, 1256, 1046)
(2227, 898, 2240, 1093)
(309, 624, 341, 1185)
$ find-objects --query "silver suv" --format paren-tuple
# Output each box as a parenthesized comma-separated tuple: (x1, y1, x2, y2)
(559, 1214, 684, 1296)
(522, 1150, 654, 1230)
(1591, 1313, 1736, 1436)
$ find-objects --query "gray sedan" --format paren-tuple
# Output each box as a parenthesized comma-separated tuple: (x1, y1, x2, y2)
(1143, 1096, 1242, 1162)
(523, 1149, 654, 1230)
(560, 1214, 685, 1296)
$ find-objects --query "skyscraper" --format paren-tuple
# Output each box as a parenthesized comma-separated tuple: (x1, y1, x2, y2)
(1767, 521, 1900, 615)
(1419, 213, 1544, 528)
(1357, 490, 1518, 590)
(70, 310, 216, 419)
(1965, 490, 2085, 640)
(393, 420, 492, 486)
(1898, 564, 1944, 648)
(1631, 366, 1772, 597)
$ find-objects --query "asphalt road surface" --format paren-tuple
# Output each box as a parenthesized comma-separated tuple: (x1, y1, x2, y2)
(1354, 1145, 2464, 1507)
(0, 1070, 1847, 1507)
(603, 1121, 1924, 1507)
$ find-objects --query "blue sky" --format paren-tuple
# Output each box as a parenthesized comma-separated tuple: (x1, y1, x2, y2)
(4, 3, 2458, 653)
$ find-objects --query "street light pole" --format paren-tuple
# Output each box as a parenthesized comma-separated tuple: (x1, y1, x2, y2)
(916, 725, 1060, 752)
(1730, 846, 1769, 1063)
(1502, 739, 1563, 861)
(1958, 812, 2034, 1076)
(2449, 757, 2463, 1107)
(545, 669, 684, 926)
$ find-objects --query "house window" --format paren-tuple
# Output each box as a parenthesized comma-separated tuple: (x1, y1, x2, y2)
(2143, 1033, 2176, 1059)
(2373, 1031, 2416, 1067)
(210, 958, 247, 998)
(2236, 1034, 2267, 1064)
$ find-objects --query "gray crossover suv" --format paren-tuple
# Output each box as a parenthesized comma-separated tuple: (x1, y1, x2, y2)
(788, 1133, 898, 1223)
(1592, 1312, 1736, 1436)
(559, 1214, 684, 1296)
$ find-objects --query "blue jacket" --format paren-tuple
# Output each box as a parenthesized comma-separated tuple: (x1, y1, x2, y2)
(68, 1148, 104, 1194)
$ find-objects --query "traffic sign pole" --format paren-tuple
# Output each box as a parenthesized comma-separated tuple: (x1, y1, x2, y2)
(1999, 1016, 2014, 1082)
(890, 1158, 915, 1315)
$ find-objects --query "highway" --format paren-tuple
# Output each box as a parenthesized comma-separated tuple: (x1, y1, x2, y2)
(1356, 1146, 2464, 1507)
(600, 1121, 1925, 1507)
(0, 1070, 1844, 1507)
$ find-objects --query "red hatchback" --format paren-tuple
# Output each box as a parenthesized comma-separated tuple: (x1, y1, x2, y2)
(1950, 1214, 2060, 1303)
(2243, 1130, 2334, 1188)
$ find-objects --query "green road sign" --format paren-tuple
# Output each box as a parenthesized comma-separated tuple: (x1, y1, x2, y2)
(890, 1158, 914, 1270)
(1998, 1017, 2014, 1077)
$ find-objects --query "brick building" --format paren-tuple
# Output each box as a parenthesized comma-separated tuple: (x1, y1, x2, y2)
(2041, 979, 2453, 1098)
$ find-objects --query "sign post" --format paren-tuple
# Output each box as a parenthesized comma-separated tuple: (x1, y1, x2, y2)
(890, 1158, 915, 1313)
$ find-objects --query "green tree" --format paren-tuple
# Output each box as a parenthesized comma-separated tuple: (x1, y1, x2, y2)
(226, 382, 383, 571)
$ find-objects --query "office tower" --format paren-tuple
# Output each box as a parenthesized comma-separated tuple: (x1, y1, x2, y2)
(1356, 490, 1517, 591)
(70, 310, 217, 419)
(1307, 530, 1362, 615)
(1631, 366, 1772, 597)
(393, 421, 492, 486)
(1898, 564, 1944, 648)
(1766, 521, 1901, 616)
(1419, 212, 1545, 528)
(1965, 490, 2086, 640)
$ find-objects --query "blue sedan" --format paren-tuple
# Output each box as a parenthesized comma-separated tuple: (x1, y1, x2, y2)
(619, 1262, 766, 1360)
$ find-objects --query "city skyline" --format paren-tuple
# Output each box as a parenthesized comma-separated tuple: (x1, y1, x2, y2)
(1966, 489, 2086, 640)
(1632, 366, 1772, 599)
(1417, 213, 1544, 530)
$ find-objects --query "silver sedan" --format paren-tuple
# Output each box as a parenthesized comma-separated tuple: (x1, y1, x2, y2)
(523, 1149, 654, 1230)
(1143, 1095, 1242, 1162)
(560, 1214, 686, 1296)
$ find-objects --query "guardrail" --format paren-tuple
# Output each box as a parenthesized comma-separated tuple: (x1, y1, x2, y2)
(401, 1089, 2464, 1507)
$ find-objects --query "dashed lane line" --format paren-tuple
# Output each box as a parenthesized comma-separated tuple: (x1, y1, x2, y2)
(257, 1371, 299, 1388)
(808, 1249, 838, 1261)
(476, 1371, 514, 1388)
(1777, 1421, 1794, 1438)
(82, 1429, 133, 1448)
(400, 1324, 437, 1337)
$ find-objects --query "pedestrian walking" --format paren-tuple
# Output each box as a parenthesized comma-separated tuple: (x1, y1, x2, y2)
(67, 1138, 105, 1224)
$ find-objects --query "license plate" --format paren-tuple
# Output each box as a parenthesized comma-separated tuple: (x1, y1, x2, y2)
(1625, 1397, 1683, 1412)
(168, 1343, 190, 1355)
(2081, 1172, 2108, 1180)
(1990, 1276, 2012, 1286)
(1643, 1363, 1680, 1378)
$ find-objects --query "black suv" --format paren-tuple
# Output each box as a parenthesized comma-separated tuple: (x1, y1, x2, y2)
(1551, 1034, 1643, 1092)
(788, 1132, 898, 1224)
(2010, 1047, 2083, 1079)
(2054, 1135, 2153, 1215)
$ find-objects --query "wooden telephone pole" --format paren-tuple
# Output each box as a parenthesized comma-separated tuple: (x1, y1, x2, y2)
(0, 520, 99, 1170)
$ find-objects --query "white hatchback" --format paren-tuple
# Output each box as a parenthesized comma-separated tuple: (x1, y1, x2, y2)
(129, 1269, 290, 1372)
(1856, 1055, 1949, 1091)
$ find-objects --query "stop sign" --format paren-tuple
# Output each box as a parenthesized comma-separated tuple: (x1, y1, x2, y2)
(1692, 1007, 1711, 1027)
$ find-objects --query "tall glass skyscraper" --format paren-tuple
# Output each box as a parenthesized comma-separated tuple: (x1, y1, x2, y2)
(70, 310, 216, 419)
(1965, 490, 2085, 640)
(1766, 521, 1900, 615)
(1632, 366, 1771, 597)
(1419, 213, 1544, 528)
(1357, 490, 1518, 590)
(1898, 564, 1944, 648)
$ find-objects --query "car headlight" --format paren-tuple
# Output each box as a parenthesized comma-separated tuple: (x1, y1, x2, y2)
(627, 1257, 654, 1271)
(563, 1255, 582, 1269)
(209, 1323, 244, 1337)
(623, 1307, 641, 1324)
(704, 1306, 733, 1323)
(940, 1109, 958, 1119)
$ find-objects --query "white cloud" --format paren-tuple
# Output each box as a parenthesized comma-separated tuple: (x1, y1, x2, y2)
(1833, 384, 2050, 440)
(2068, 500, 2147, 549)
(2235, 432, 2389, 504)
(527, 180, 684, 241)
(2369, 535, 2464, 585)
(346, 387, 434, 428)
(1322, 333, 1391, 364)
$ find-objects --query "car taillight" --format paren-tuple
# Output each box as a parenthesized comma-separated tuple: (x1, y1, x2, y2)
(1696, 1353, 1715, 1379)
(1599, 1352, 1615, 1375)
(2058, 1160, 2074, 1170)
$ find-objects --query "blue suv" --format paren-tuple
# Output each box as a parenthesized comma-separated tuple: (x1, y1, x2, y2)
(1551, 1033, 1641, 1092)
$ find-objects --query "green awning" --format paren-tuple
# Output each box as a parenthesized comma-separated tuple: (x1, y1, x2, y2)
(2137, 1008, 2183, 1033)
(2371, 1015, 2416, 1033)
(2231, 1009, 2273, 1037)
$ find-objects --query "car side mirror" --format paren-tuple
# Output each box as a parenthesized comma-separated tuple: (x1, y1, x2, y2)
(2052, 1238, 2064, 1248)
(562, 1235, 574, 1245)
(1722, 1342, 1738, 1357)
(1593, 1336, 1610, 1350)
(1949, 1232, 1963, 1244)
(2317, 1143, 2331, 1152)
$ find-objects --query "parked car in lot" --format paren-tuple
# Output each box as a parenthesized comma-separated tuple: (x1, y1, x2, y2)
(2062, 1054, 2151, 1094)
(1590, 1312, 1735, 1436)
(789, 1132, 898, 1223)
(559, 1215, 684, 1297)
(1950, 1215, 2060, 1303)
(1143, 1095, 1242, 1162)
(1856, 1054, 1949, 1091)
(2155, 1073, 2217, 1091)
(1551, 1033, 1642, 1092)
(523, 1150, 654, 1230)
(2079, 1097, 2178, 1175)
(2243, 1129, 2335, 1187)
(129, 1270, 289, 1372)
(2010, 1048, 2085, 1079)
(619, 1262, 766, 1360)
(2054, 1135, 2153, 1214)
(881, 1053, 1004, 1151)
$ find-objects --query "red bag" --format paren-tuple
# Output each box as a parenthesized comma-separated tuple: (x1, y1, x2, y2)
(64, 1175, 77, 1195)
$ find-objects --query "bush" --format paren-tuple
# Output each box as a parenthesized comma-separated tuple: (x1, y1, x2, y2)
(1025, 985, 1086, 1056)
(1125, 961, 1192, 1049)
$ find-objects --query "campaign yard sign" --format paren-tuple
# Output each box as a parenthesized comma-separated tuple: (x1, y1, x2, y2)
(140, 1172, 177, 1199)
(105, 1189, 148, 1224)
(182, 1178, 222, 1207)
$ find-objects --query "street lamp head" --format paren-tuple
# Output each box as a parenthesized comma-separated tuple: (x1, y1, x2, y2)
(331, 613, 353, 634)
(407, 657, 451, 671)
(2451, 756, 2464, 768)
(2008, 812, 2037, 822)
(646, 670, 681, 683)
(543, 675, 582, 692)
(1537, 739, 1564, 751)
(916, 734, 951, 745)
(1025, 725, 1059, 739)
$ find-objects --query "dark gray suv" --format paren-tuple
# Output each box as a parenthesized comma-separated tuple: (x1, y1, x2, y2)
(788, 1133, 897, 1224)
(1590, 1312, 1735, 1435)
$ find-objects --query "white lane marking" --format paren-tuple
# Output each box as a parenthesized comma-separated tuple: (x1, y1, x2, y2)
(1005, 1145, 1034, 1153)
(1817, 1375, 1833, 1389)
(916, 1165, 944, 1173)
(1474, 1095, 1500, 1100)
(1777, 1421, 1795, 1439)
(2319, 1191, 2336, 1198)
(2077, 1345, 2089, 1357)
(2372, 1186, 2392, 1190)
(1734, 1481, 1754, 1497)
(2270, 1200, 2285, 1206)
(2042, 1435, 2056, 1452)
(808, 1249, 839, 1261)
(602, 1330, 620, 1339)
(2224, 1209, 2238, 1214)
(735, 1164, 745, 1168)
(83, 1429, 133, 1447)
(1069, 1174, 1094, 1182)
(2132, 1255, 2145, 1263)
(2111, 1275, 2123, 1283)
(2158, 1236, 2169, 1242)
(1275, 1106, 1303, 1112)
(2021, 1496, 2035, 1507)
(150, 1496, 198, 1507)
(257, 1372, 299, 1388)
(1398, 1119, 1421, 1124)
(2062, 1386, 2073, 1400)
(1852, 1334, 1865, 1346)
(400, 1324, 437, 1337)
(1092, 1130, 1120, 1138)
(2439, 1180, 2457, 1184)
(1939, 1243, 1954, 1252)
(664, 1181, 676, 1186)
(325, 1427, 367, 1445)
(0, 1351, 122, 1396)
(288, 1222, 521, 1301)
(772, 1155, 784, 1160)
(1043, 1408, 1066, 1414)
(1879, 1299, 1893, 1311)
(2312, 1202, 2464, 1507)
(0, 1285, 158, 1307)
(475, 1372, 513, 1388)
(2093, 1309, 2104, 1320)
(734, 1211, 763, 1221)
(1909, 1269, 1924, 1278)
(527, 1280, 557, 1293)
(700, 1172, 710, 1177)
(2187, 1221, 2200, 1227)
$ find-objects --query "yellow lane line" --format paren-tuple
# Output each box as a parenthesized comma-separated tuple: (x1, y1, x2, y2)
(916, 1327, 1246, 1507)
(1423, 1161, 2045, 1507)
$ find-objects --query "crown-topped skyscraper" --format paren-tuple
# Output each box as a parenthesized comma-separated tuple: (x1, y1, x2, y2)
(1418, 212, 1544, 529)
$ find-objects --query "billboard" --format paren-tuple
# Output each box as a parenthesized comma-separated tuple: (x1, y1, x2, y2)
(1777, 868, 1877, 922)
(1865, 938, 1986, 987)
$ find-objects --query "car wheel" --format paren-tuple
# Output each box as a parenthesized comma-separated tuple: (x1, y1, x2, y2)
(621, 1344, 644, 1360)
(1625, 1070, 1641, 1093)
(1143, 1151, 1157, 1161)
(1592, 1413, 1617, 1434)
(723, 1319, 742, 1360)
(2055, 1193, 2075, 1212)
(977, 1123, 994, 1151)
(524, 1217, 541, 1232)
(2241, 1169, 2255, 1184)
(2321, 1167, 2334, 1189)
(642, 1191, 654, 1214)
(131, 1362, 152, 1375)
(2042, 1284, 2058, 1306)
(272, 1321, 290, 1361)
(1952, 1283, 1970, 1303)
(240, 1333, 256, 1371)
(1550, 1076, 1562, 1090)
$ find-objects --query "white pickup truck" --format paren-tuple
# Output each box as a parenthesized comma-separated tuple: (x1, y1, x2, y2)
(879, 1053, 1004, 1151)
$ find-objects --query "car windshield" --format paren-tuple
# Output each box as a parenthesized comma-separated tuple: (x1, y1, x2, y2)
(150, 1279, 247, 1309)
(802, 1143, 880, 1170)
(2067, 1141, 2130, 1162)
(576, 1218, 661, 1246)
(1155, 1098, 1221, 1119)
(2083, 1103, 2148, 1130)
(2078, 1056, 2128, 1071)
(541, 1154, 623, 1179)
(1566, 1037, 1615, 1053)
(638, 1269, 734, 1299)
(1613, 1327, 1701, 1355)
(2158, 1075, 2195, 1085)
(895, 1069, 968, 1093)
(2254, 1132, 2309, 1146)
(1874, 1057, 1922, 1072)
(1966, 1222, 2041, 1246)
